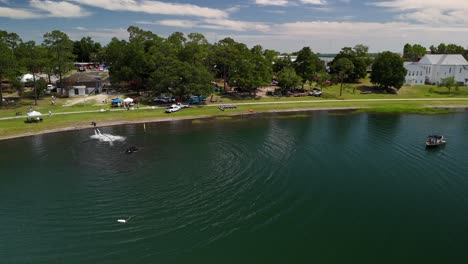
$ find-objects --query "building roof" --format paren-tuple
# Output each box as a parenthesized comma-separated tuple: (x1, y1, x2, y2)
(419, 54, 468, 66)
(404, 62, 424, 70)
(62, 72, 101, 83)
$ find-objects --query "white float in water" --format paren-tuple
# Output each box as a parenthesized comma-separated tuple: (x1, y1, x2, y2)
(117, 216, 132, 223)
(90, 128, 126, 145)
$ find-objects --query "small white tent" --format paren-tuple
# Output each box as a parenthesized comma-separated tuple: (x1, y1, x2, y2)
(20, 74, 35, 83)
(27, 111, 42, 117)
(123, 97, 134, 103)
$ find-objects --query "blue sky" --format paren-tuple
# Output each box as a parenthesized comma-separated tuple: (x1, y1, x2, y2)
(1, 0, 468, 53)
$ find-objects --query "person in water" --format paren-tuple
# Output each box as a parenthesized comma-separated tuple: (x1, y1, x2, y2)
(125, 146, 138, 154)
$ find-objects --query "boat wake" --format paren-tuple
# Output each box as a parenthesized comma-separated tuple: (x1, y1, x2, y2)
(90, 128, 126, 145)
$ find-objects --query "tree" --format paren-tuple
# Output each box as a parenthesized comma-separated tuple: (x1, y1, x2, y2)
(273, 55, 293, 74)
(334, 58, 354, 96)
(43, 30, 75, 94)
(329, 46, 367, 82)
(149, 59, 213, 99)
(438, 76, 458, 94)
(316, 71, 331, 90)
(277, 67, 301, 94)
(73, 36, 101, 62)
(0, 41, 17, 106)
(17, 41, 48, 105)
(354, 44, 369, 57)
(228, 45, 272, 95)
(370, 51, 407, 90)
(293, 47, 321, 89)
(213, 37, 243, 91)
(179, 33, 211, 67)
(403, 43, 426, 61)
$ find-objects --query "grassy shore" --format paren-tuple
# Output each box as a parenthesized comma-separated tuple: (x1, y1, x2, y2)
(2, 77, 468, 140)
(1, 98, 468, 140)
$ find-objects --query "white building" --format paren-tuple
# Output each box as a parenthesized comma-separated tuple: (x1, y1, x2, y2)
(404, 62, 425, 86)
(404, 54, 468, 86)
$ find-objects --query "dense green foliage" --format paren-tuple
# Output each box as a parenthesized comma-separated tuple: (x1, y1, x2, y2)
(403, 44, 427, 61)
(73, 37, 101, 63)
(333, 58, 354, 96)
(329, 45, 368, 82)
(293, 47, 324, 88)
(43, 30, 75, 91)
(277, 67, 301, 93)
(5, 26, 468, 105)
(371, 51, 407, 89)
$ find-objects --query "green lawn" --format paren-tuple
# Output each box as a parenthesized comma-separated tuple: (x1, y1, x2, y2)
(1, 99, 468, 139)
(2, 78, 468, 140)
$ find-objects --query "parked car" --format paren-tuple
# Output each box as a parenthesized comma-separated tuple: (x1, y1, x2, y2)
(308, 88, 322, 97)
(176, 103, 190, 109)
(165, 104, 181, 113)
(154, 95, 175, 104)
(187, 96, 206, 104)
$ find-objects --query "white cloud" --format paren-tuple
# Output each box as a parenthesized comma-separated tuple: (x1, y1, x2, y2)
(73, 0, 228, 19)
(0, 6, 41, 19)
(60, 14, 468, 53)
(226, 5, 242, 13)
(372, 0, 468, 25)
(202, 19, 271, 32)
(255, 0, 289, 6)
(308, 6, 333, 12)
(137, 19, 198, 28)
(74, 26, 88, 31)
(138, 18, 271, 32)
(30, 0, 91, 18)
(300, 0, 327, 4)
(265, 10, 286, 14)
(372, 0, 468, 10)
(0, 0, 91, 19)
(67, 28, 129, 42)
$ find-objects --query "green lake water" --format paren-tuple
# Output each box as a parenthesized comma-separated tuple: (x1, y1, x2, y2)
(1, 111, 468, 263)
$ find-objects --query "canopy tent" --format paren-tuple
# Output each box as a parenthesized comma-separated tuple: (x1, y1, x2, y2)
(21, 74, 36, 83)
(27, 111, 42, 117)
(123, 97, 134, 103)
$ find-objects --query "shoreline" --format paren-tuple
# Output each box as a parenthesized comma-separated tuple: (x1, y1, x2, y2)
(0, 107, 360, 141)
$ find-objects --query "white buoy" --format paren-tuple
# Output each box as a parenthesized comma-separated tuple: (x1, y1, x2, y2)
(117, 216, 133, 223)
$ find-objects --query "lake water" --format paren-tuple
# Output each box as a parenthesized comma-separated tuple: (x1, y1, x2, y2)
(1, 111, 468, 263)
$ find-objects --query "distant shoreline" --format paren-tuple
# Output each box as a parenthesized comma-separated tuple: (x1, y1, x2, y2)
(0, 107, 360, 141)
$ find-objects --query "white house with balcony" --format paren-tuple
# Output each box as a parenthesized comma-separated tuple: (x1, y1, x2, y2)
(404, 54, 468, 86)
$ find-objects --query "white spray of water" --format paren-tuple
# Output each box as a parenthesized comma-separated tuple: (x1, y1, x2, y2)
(90, 128, 126, 145)
(117, 216, 133, 223)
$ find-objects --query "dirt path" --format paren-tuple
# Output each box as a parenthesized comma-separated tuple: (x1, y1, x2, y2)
(62, 94, 115, 106)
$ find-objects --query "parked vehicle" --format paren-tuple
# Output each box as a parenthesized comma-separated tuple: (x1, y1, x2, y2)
(308, 88, 322, 97)
(176, 103, 190, 109)
(187, 96, 206, 104)
(25, 117, 43, 123)
(154, 95, 175, 104)
(165, 104, 181, 113)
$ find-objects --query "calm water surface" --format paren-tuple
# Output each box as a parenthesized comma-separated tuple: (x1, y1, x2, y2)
(1, 111, 468, 263)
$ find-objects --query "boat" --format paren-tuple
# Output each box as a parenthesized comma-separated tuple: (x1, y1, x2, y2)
(426, 135, 446, 147)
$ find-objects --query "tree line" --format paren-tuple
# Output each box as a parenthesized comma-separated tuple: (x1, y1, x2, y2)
(403, 43, 468, 61)
(1, 26, 411, 107)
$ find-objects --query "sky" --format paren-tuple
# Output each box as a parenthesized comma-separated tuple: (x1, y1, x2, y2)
(1, 0, 468, 53)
